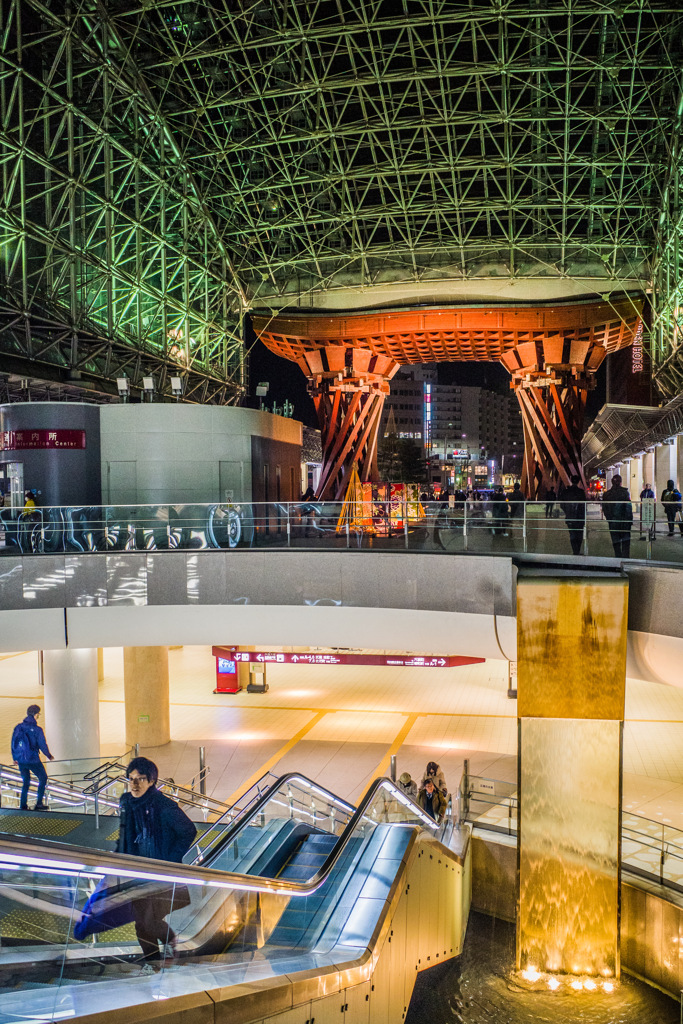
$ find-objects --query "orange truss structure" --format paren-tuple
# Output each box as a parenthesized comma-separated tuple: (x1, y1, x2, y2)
(254, 298, 642, 500)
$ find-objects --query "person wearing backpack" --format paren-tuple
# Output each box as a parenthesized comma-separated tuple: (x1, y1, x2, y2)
(661, 480, 683, 537)
(11, 704, 54, 811)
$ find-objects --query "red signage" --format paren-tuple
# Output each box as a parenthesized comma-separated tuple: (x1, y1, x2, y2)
(1, 429, 86, 451)
(212, 647, 484, 669)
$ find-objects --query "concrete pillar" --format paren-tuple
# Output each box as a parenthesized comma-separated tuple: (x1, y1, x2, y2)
(123, 646, 170, 748)
(677, 436, 683, 490)
(43, 648, 101, 761)
(627, 457, 640, 498)
(517, 575, 628, 978)
(655, 443, 675, 497)
(642, 451, 655, 495)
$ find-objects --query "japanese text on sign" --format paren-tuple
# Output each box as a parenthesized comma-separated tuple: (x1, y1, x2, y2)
(0, 429, 86, 451)
(213, 648, 484, 669)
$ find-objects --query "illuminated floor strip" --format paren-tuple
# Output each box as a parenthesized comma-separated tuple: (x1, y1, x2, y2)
(225, 710, 331, 805)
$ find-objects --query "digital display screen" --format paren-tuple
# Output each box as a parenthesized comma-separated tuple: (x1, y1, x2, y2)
(217, 658, 236, 674)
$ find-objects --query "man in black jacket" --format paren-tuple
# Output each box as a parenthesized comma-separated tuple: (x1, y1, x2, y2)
(117, 757, 197, 963)
(560, 475, 587, 555)
(602, 474, 634, 558)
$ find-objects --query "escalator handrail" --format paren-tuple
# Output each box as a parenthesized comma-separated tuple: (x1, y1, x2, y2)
(0, 776, 445, 899)
(189, 770, 357, 864)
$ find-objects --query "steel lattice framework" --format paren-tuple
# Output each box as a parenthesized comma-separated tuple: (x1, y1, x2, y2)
(0, 0, 247, 402)
(0, 1, 682, 409)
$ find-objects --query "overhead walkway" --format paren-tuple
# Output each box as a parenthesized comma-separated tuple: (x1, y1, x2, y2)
(1, 501, 682, 686)
(0, 773, 471, 1024)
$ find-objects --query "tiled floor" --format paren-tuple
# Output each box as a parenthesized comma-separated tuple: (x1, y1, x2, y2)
(2, 645, 683, 835)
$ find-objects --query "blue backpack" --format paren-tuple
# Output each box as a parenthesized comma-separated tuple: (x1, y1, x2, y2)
(11, 722, 34, 763)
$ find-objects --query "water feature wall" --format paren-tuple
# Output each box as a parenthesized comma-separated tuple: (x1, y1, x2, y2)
(516, 575, 628, 976)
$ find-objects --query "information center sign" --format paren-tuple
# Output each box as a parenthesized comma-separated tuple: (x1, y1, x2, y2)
(212, 647, 484, 669)
(1, 429, 86, 451)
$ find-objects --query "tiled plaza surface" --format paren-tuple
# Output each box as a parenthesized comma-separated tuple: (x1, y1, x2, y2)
(1, 646, 683, 883)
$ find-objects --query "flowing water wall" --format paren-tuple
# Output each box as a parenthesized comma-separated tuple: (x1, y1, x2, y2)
(516, 575, 628, 975)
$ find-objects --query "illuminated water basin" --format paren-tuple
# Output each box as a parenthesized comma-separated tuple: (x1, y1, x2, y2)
(406, 912, 678, 1024)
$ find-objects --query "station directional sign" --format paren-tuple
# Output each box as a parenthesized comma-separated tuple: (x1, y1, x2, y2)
(212, 647, 484, 669)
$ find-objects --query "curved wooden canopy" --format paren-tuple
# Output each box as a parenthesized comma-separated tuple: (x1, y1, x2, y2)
(253, 298, 643, 500)
(253, 297, 641, 369)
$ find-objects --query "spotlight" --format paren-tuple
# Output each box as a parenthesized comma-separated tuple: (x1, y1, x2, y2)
(170, 376, 184, 398)
(142, 376, 155, 402)
(116, 377, 130, 403)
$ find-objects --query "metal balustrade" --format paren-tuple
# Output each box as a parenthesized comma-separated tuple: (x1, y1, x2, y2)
(1, 498, 682, 565)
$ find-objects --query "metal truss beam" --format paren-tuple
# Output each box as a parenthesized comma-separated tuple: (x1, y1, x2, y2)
(1, 0, 681, 402)
(0, 0, 246, 403)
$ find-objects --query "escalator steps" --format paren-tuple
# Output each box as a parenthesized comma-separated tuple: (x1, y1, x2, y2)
(0, 814, 81, 838)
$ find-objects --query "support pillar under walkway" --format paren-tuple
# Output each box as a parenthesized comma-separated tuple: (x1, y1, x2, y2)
(123, 646, 170, 749)
(43, 648, 101, 761)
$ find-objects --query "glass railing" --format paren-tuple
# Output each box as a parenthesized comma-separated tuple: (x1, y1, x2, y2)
(464, 769, 683, 893)
(0, 774, 453, 1022)
(0, 759, 227, 827)
(1, 498, 681, 564)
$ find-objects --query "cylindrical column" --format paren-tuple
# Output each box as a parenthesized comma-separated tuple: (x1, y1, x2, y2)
(655, 443, 673, 498)
(642, 451, 655, 494)
(97, 648, 104, 682)
(123, 646, 170, 748)
(43, 648, 100, 761)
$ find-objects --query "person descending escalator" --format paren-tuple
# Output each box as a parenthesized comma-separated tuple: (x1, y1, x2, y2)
(420, 760, 448, 796)
(115, 757, 197, 965)
(397, 772, 418, 800)
(417, 778, 447, 823)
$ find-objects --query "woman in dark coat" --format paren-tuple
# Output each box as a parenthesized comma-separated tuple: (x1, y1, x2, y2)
(116, 757, 197, 963)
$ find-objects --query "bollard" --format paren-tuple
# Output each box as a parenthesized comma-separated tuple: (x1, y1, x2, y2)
(199, 746, 206, 796)
(390, 754, 397, 782)
(462, 758, 470, 820)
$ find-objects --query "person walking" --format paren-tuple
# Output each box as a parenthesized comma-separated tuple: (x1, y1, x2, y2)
(489, 485, 509, 537)
(602, 474, 634, 558)
(507, 482, 525, 527)
(661, 480, 683, 537)
(640, 483, 655, 500)
(417, 778, 447, 823)
(560, 475, 587, 555)
(116, 757, 197, 964)
(544, 486, 557, 518)
(11, 704, 54, 811)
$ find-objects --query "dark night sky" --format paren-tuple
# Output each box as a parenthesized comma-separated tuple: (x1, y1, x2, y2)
(246, 321, 608, 427)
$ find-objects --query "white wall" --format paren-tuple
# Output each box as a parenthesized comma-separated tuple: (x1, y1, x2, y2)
(100, 405, 301, 505)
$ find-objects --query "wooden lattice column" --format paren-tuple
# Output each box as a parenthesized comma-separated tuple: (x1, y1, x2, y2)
(501, 335, 607, 499)
(298, 346, 400, 500)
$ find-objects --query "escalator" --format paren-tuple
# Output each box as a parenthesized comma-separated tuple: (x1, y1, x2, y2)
(0, 774, 471, 1024)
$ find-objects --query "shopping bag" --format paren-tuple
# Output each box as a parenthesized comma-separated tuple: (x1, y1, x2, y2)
(74, 876, 192, 941)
